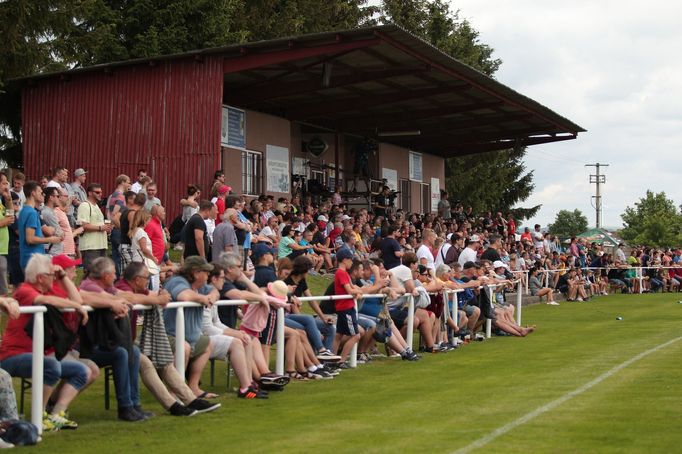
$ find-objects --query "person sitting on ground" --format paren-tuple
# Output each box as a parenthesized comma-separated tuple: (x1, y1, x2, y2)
(115, 262, 220, 415)
(162, 256, 217, 399)
(529, 266, 558, 305)
(0, 254, 90, 430)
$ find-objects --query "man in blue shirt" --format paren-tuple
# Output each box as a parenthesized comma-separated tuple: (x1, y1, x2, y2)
(163, 256, 219, 399)
(18, 181, 60, 269)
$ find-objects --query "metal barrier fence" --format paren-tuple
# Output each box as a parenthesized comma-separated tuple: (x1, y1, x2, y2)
(17, 280, 531, 434)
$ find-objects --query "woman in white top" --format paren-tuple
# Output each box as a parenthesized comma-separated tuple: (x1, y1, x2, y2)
(129, 209, 160, 291)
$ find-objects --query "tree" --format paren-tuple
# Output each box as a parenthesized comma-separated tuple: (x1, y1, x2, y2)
(620, 191, 682, 248)
(547, 209, 588, 238)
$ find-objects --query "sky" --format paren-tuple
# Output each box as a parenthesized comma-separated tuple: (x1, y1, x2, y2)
(451, 0, 682, 229)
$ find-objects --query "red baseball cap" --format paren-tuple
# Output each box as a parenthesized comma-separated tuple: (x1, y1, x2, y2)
(51, 254, 82, 269)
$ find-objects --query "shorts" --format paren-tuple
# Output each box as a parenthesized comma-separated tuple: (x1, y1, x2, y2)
(209, 334, 234, 359)
(425, 294, 444, 318)
(168, 335, 210, 359)
(336, 309, 358, 336)
(357, 314, 377, 330)
(389, 306, 409, 328)
(258, 309, 278, 346)
(461, 304, 478, 317)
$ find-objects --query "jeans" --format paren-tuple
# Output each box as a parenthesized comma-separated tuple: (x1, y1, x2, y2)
(110, 229, 122, 278)
(0, 353, 88, 390)
(89, 346, 140, 409)
(285, 314, 325, 352)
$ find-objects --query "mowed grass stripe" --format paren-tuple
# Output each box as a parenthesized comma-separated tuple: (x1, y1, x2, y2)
(19, 294, 682, 453)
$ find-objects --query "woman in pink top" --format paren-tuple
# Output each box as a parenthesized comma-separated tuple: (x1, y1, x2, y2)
(57, 188, 83, 256)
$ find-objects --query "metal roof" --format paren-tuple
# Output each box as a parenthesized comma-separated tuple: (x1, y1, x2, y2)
(16, 24, 585, 157)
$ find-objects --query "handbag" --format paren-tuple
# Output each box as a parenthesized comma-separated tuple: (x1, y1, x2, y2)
(372, 296, 393, 343)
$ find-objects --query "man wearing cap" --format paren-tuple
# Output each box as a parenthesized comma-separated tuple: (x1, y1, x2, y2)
(71, 168, 88, 206)
(332, 248, 363, 366)
(163, 256, 218, 399)
(458, 235, 481, 267)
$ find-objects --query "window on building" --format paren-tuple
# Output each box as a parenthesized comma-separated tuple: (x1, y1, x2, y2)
(421, 183, 430, 214)
(241, 150, 262, 195)
(400, 179, 410, 211)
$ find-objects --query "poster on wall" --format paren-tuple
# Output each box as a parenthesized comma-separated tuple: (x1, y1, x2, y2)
(382, 168, 398, 191)
(221, 106, 246, 149)
(266, 145, 290, 193)
(292, 157, 309, 178)
(431, 177, 440, 212)
(409, 151, 422, 182)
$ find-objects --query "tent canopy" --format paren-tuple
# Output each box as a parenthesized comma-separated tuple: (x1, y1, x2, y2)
(576, 228, 621, 247)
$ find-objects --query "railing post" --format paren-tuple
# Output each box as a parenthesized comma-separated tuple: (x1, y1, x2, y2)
(349, 298, 359, 368)
(275, 307, 285, 375)
(637, 267, 643, 294)
(175, 306, 186, 378)
(442, 290, 451, 342)
(485, 286, 493, 339)
(406, 294, 415, 350)
(516, 278, 523, 326)
(525, 272, 530, 295)
(31, 311, 44, 434)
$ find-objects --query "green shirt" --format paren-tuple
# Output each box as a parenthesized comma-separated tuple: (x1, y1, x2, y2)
(0, 202, 8, 255)
(77, 200, 108, 251)
(278, 236, 295, 258)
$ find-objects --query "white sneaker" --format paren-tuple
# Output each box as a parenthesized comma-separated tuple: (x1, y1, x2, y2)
(577, 297, 584, 301)
(602, 291, 608, 295)
(547, 301, 560, 306)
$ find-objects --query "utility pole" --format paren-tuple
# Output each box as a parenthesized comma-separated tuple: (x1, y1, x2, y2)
(586, 163, 609, 228)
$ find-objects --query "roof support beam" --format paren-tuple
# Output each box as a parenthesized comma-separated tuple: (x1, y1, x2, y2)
(286, 85, 469, 121)
(227, 66, 430, 106)
(223, 37, 381, 74)
(374, 30, 579, 135)
(423, 134, 577, 156)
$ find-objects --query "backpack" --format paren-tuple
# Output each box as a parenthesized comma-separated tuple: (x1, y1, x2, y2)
(320, 282, 336, 314)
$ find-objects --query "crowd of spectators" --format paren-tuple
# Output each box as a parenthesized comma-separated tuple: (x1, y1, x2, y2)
(0, 168, 673, 442)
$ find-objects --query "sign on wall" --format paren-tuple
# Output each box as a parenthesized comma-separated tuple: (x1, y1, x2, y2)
(221, 106, 246, 149)
(382, 168, 398, 191)
(431, 177, 440, 212)
(266, 144, 290, 193)
(409, 151, 422, 182)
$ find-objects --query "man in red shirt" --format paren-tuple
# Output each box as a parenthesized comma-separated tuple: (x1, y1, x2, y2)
(145, 205, 166, 265)
(332, 248, 363, 367)
(0, 254, 89, 431)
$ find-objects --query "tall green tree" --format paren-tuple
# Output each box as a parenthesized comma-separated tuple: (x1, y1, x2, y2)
(620, 191, 682, 248)
(381, 1, 536, 219)
(547, 209, 588, 238)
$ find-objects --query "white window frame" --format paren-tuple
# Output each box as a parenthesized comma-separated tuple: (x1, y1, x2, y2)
(241, 149, 262, 196)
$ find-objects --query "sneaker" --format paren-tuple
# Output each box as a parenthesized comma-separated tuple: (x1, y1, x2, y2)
(323, 362, 342, 372)
(577, 297, 584, 302)
(133, 406, 155, 420)
(401, 350, 421, 361)
(188, 398, 223, 412)
(309, 369, 334, 380)
(42, 412, 61, 432)
(475, 333, 486, 342)
(547, 301, 560, 306)
(355, 354, 366, 364)
(118, 406, 145, 422)
(337, 361, 352, 369)
(260, 373, 290, 386)
(237, 385, 268, 399)
(320, 365, 339, 376)
(316, 350, 342, 361)
(169, 402, 198, 417)
(52, 411, 78, 430)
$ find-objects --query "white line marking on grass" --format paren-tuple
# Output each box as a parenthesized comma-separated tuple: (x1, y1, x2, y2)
(453, 335, 682, 454)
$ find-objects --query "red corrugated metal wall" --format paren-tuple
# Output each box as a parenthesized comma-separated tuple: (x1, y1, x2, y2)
(22, 56, 224, 220)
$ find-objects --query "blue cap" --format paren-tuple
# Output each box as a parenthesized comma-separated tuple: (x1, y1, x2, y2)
(336, 247, 354, 262)
(252, 242, 276, 261)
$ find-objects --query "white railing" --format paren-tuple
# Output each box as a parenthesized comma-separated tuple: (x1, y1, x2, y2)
(293, 294, 386, 368)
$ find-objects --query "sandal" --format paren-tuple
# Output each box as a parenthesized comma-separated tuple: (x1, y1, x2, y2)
(286, 371, 308, 381)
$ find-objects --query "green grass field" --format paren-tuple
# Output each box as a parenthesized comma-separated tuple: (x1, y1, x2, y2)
(14, 292, 682, 453)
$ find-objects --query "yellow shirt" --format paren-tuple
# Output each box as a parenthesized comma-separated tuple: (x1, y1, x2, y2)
(77, 201, 107, 251)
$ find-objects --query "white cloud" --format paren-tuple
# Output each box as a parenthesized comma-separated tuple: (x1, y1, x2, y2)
(455, 0, 682, 228)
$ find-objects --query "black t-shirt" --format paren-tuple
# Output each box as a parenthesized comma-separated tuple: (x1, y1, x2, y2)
(119, 207, 134, 245)
(481, 247, 501, 263)
(374, 194, 389, 217)
(557, 274, 570, 288)
(380, 237, 402, 269)
(311, 231, 325, 246)
(254, 265, 277, 288)
(218, 279, 246, 328)
(284, 275, 308, 297)
(182, 213, 208, 259)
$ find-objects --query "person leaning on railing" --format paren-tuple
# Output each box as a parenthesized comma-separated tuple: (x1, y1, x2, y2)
(0, 254, 89, 431)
